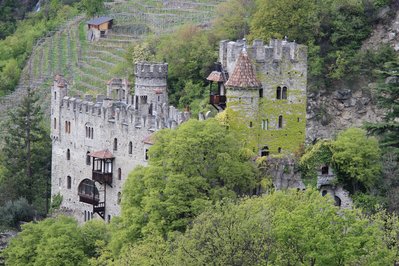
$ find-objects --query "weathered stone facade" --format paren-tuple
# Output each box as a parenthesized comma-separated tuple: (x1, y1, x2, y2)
(219, 39, 308, 154)
(50, 62, 189, 223)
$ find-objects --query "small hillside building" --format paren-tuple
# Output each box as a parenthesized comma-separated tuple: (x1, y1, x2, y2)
(87, 17, 113, 41)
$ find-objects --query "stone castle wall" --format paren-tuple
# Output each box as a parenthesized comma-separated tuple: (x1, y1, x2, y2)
(50, 62, 189, 223)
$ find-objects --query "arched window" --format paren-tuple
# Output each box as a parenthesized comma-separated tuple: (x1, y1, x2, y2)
(260, 146, 269, 157)
(54, 118, 57, 129)
(278, 115, 283, 129)
(91, 128, 93, 139)
(276, 87, 281, 100)
(78, 179, 99, 205)
(282, 86, 288, 99)
(128, 142, 133, 154)
(117, 192, 121, 205)
(54, 91, 57, 100)
(67, 176, 71, 189)
(118, 168, 122, 180)
(149, 103, 153, 115)
(86, 151, 91, 165)
(67, 149, 70, 160)
(113, 138, 118, 151)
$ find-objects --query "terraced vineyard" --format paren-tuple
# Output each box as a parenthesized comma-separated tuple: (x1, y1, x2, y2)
(0, 0, 223, 120)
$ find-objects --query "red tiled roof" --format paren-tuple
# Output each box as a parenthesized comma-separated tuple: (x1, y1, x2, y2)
(225, 51, 261, 88)
(143, 134, 155, 145)
(206, 71, 224, 82)
(89, 149, 114, 159)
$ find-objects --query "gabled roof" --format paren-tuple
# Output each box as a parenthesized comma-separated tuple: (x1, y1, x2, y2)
(89, 149, 114, 159)
(225, 50, 261, 88)
(87, 17, 113, 26)
(206, 71, 224, 82)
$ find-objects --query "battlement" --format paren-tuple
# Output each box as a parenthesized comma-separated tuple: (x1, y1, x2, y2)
(134, 62, 168, 79)
(219, 39, 307, 75)
(60, 94, 189, 131)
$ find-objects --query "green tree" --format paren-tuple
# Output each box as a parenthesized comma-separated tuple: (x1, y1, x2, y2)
(3, 216, 110, 265)
(0, 88, 51, 213)
(109, 119, 258, 255)
(172, 189, 397, 265)
(366, 60, 399, 153)
(155, 25, 217, 106)
(213, 0, 256, 40)
(81, 0, 105, 17)
(332, 128, 381, 191)
(300, 128, 381, 193)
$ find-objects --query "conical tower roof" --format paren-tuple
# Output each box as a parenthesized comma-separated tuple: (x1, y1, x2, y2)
(225, 50, 261, 88)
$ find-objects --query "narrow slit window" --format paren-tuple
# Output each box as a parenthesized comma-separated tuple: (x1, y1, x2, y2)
(67, 176, 71, 189)
(282, 86, 288, 99)
(278, 115, 283, 129)
(128, 141, 133, 154)
(113, 138, 118, 151)
(276, 87, 281, 100)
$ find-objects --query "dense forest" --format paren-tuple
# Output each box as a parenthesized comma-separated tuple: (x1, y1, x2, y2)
(0, 0, 399, 265)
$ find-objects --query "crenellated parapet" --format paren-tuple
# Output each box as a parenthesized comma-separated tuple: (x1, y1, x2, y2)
(59, 94, 189, 131)
(134, 62, 168, 79)
(219, 39, 307, 76)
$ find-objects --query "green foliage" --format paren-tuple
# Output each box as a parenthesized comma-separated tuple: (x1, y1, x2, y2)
(170, 189, 398, 265)
(0, 2, 78, 94)
(300, 128, 381, 193)
(81, 0, 105, 17)
(249, 0, 386, 87)
(50, 193, 63, 212)
(0, 89, 51, 213)
(109, 119, 258, 255)
(0, 198, 35, 231)
(155, 25, 217, 106)
(366, 59, 399, 153)
(213, 0, 255, 40)
(332, 128, 381, 190)
(3, 216, 110, 265)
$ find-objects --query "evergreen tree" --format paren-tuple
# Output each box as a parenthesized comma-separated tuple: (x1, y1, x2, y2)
(0, 88, 51, 213)
(366, 60, 399, 154)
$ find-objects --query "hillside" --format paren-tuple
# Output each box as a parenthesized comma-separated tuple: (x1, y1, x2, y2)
(0, 0, 222, 120)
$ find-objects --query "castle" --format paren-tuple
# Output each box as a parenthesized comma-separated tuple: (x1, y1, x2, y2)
(51, 38, 316, 222)
(50, 62, 189, 223)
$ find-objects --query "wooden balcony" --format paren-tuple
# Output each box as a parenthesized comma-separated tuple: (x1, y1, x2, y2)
(92, 171, 113, 186)
(210, 94, 226, 110)
(78, 193, 99, 205)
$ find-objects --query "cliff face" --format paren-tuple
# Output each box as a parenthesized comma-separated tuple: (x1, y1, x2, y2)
(306, 6, 399, 142)
(306, 87, 383, 142)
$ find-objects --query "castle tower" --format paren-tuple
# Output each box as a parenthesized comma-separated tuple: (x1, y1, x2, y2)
(134, 62, 168, 116)
(51, 74, 68, 141)
(214, 38, 307, 155)
(225, 47, 262, 120)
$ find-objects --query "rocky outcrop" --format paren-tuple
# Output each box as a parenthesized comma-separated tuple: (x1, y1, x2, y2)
(259, 156, 305, 190)
(306, 87, 383, 143)
(362, 4, 399, 51)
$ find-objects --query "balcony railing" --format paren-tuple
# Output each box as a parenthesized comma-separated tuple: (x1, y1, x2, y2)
(78, 193, 99, 205)
(210, 94, 226, 105)
(92, 171, 113, 186)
